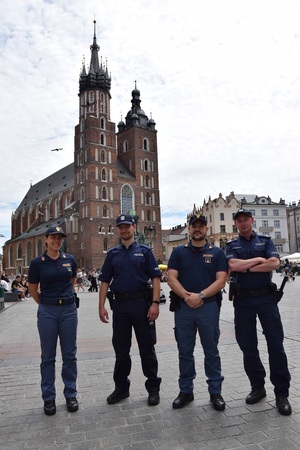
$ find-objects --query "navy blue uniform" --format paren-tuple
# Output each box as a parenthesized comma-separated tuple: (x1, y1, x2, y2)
(168, 241, 227, 395)
(226, 233, 291, 397)
(28, 251, 78, 401)
(99, 242, 162, 394)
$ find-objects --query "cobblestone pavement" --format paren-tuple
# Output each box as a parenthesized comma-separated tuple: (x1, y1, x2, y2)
(0, 272, 299, 449)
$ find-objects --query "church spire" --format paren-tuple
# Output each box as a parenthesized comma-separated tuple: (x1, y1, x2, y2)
(79, 20, 111, 93)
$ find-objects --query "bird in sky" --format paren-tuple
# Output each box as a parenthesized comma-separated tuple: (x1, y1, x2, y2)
(50, 148, 63, 151)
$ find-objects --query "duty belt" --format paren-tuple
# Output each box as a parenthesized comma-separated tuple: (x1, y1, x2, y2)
(237, 287, 270, 298)
(40, 296, 74, 305)
(114, 290, 146, 300)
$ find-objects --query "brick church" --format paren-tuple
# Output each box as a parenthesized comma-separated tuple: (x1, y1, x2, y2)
(3, 22, 163, 275)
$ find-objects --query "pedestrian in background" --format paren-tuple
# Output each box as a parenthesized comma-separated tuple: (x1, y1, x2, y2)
(28, 226, 79, 416)
(99, 214, 162, 406)
(226, 208, 291, 415)
(168, 214, 227, 411)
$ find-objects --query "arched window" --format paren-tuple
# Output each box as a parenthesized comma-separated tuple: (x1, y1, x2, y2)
(99, 223, 104, 233)
(80, 134, 84, 148)
(80, 186, 85, 202)
(9, 246, 13, 267)
(102, 186, 107, 200)
(100, 149, 106, 163)
(103, 238, 108, 252)
(108, 224, 113, 233)
(17, 243, 22, 259)
(123, 140, 128, 152)
(103, 206, 108, 218)
(121, 184, 134, 214)
(145, 175, 150, 187)
(100, 133, 105, 145)
(147, 210, 151, 221)
(26, 242, 32, 266)
(100, 117, 105, 129)
(101, 168, 107, 181)
(143, 138, 149, 151)
(37, 239, 43, 256)
(143, 158, 150, 172)
(145, 193, 151, 205)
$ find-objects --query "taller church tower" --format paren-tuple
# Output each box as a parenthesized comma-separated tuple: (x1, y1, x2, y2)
(69, 21, 163, 268)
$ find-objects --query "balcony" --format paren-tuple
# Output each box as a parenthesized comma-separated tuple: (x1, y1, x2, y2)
(259, 226, 274, 232)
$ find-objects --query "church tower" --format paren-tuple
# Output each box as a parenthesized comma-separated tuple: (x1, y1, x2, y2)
(71, 20, 119, 268)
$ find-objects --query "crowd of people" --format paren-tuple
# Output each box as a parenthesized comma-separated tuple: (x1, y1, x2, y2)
(1, 210, 295, 419)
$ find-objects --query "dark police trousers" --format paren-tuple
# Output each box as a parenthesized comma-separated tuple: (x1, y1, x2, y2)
(234, 293, 290, 397)
(112, 296, 161, 394)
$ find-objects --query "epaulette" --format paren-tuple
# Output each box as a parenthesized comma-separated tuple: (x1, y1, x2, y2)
(256, 234, 271, 239)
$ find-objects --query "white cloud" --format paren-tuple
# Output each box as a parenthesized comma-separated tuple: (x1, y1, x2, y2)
(0, 0, 299, 242)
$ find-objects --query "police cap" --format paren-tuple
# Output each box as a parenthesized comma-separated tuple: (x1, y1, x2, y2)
(116, 214, 135, 226)
(233, 208, 253, 220)
(45, 226, 66, 237)
(189, 214, 207, 226)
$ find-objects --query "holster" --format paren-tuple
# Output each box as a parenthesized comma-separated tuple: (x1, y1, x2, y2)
(228, 278, 236, 301)
(169, 290, 181, 312)
(269, 282, 283, 303)
(73, 292, 80, 309)
(106, 289, 115, 310)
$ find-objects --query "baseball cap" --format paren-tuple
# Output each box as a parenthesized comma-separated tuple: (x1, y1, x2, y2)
(116, 214, 135, 226)
(233, 208, 253, 220)
(189, 214, 207, 226)
(45, 226, 66, 237)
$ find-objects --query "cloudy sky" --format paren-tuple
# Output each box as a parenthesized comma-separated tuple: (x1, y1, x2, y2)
(1, 0, 300, 248)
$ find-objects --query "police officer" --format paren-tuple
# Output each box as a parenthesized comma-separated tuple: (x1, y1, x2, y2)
(226, 208, 291, 415)
(98, 214, 162, 406)
(28, 226, 78, 416)
(168, 214, 228, 411)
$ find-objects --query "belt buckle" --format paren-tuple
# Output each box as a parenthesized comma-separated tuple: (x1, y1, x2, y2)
(58, 298, 63, 305)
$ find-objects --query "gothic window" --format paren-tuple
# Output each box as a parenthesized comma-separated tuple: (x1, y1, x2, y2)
(37, 239, 43, 255)
(96, 205, 100, 218)
(121, 184, 134, 214)
(99, 224, 104, 233)
(145, 193, 151, 205)
(17, 243, 22, 259)
(26, 242, 32, 266)
(103, 238, 108, 252)
(101, 168, 107, 181)
(9, 246, 13, 267)
(80, 134, 84, 148)
(54, 199, 59, 218)
(100, 117, 105, 129)
(145, 175, 150, 187)
(80, 169, 84, 183)
(143, 138, 149, 151)
(123, 140, 128, 152)
(103, 206, 108, 217)
(79, 150, 84, 166)
(100, 133, 105, 145)
(102, 186, 107, 200)
(143, 158, 150, 171)
(100, 149, 106, 163)
(108, 224, 113, 233)
(89, 92, 94, 112)
(147, 210, 151, 221)
(80, 186, 85, 202)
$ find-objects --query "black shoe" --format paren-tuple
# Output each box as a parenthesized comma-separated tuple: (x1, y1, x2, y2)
(148, 392, 160, 406)
(66, 397, 79, 412)
(172, 392, 194, 409)
(246, 387, 266, 404)
(107, 390, 130, 404)
(210, 394, 225, 411)
(276, 396, 292, 416)
(44, 400, 56, 416)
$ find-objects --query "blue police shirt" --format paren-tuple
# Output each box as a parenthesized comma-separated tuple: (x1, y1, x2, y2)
(168, 241, 228, 298)
(28, 251, 77, 300)
(226, 232, 279, 290)
(99, 242, 161, 292)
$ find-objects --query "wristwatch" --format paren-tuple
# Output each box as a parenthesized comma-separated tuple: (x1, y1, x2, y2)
(198, 292, 205, 300)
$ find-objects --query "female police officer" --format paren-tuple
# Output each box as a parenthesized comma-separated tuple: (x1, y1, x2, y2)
(28, 226, 78, 416)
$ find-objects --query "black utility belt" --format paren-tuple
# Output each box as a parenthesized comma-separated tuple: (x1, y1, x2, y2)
(114, 290, 147, 300)
(237, 287, 270, 298)
(40, 296, 74, 305)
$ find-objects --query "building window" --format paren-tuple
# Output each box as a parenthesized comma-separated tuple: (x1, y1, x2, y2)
(121, 184, 134, 214)
(143, 138, 149, 151)
(100, 133, 105, 145)
(123, 140, 128, 152)
(145, 193, 151, 205)
(262, 220, 268, 227)
(103, 206, 108, 218)
(273, 209, 279, 216)
(249, 209, 255, 216)
(101, 168, 107, 181)
(143, 159, 150, 171)
(220, 213, 224, 221)
(274, 220, 280, 228)
(275, 231, 281, 239)
(275, 244, 283, 253)
(102, 186, 107, 200)
(261, 209, 267, 216)
(100, 149, 106, 163)
(100, 117, 105, 129)
(103, 238, 108, 252)
(220, 225, 226, 233)
(253, 220, 256, 229)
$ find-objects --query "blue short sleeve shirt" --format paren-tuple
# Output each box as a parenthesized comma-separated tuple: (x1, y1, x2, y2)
(99, 242, 161, 292)
(168, 241, 228, 294)
(28, 251, 77, 300)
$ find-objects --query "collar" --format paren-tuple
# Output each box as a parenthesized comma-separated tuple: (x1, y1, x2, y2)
(41, 250, 65, 261)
